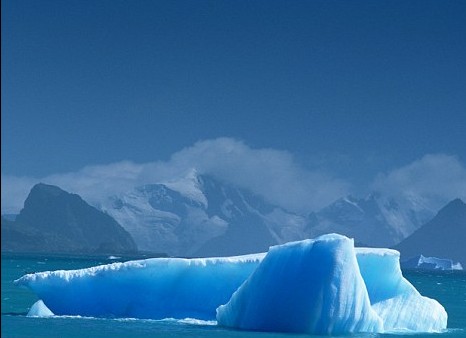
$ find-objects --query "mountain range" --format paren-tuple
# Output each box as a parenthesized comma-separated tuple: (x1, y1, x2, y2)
(100, 170, 437, 256)
(100, 171, 295, 257)
(2, 171, 464, 263)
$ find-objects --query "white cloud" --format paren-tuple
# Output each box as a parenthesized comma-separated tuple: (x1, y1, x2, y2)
(3, 141, 465, 217)
(1, 138, 349, 214)
(166, 138, 350, 213)
(371, 154, 466, 209)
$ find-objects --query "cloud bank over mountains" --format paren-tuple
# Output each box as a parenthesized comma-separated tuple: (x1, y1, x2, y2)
(372, 154, 466, 210)
(2, 138, 465, 215)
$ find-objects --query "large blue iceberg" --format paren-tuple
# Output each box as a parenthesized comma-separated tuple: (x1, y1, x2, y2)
(217, 235, 383, 334)
(15, 234, 447, 334)
(356, 248, 447, 332)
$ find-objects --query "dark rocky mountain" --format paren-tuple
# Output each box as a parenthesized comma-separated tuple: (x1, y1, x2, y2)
(393, 199, 466, 265)
(1, 183, 137, 254)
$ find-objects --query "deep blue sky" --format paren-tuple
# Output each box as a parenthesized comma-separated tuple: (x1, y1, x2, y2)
(2, 0, 466, 183)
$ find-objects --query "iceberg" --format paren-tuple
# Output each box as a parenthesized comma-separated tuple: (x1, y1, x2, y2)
(15, 234, 447, 334)
(15, 254, 264, 320)
(217, 234, 446, 334)
(355, 248, 447, 332)
(401, 254, 463, 271)
(217, 234, 383, 334)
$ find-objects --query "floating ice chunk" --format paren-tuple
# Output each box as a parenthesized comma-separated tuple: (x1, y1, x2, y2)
(356, 248, 447, 332)
(401, 254, 463, 271)
(27, 300, 54, 317)
(216, 234, 383, 334)
(15, 234, 447, 334)
(216, 236, 447, 334)
(15, 254, 264, 320)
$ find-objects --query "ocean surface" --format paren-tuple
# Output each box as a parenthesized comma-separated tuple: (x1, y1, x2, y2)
(2, 254, 466, 338)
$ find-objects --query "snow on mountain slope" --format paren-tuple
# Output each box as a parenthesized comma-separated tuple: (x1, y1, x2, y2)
(101, 172, 307, 256)
(308, 194, 434, 247)
(161, 169, 208, 208)
(102, 183, 227, 256)
(101, 170, 437, 256)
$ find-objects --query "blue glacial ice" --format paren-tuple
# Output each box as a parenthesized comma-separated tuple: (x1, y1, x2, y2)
(217, 234, 383, 334)
(356, 248, 449, 332)
(15, 234, 447, 334)
(15, 254, 263, 320)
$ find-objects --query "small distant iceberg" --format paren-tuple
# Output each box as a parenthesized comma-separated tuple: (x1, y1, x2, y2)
(15, 234, 447, 334)
(401, 254, 463, 271)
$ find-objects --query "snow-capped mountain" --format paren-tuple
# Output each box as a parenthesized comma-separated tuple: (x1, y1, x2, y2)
(101, 170, 308, 257)
(308, 194, 435, 247)
(1, 170, 450, 257)
(101, 170, 436, 256)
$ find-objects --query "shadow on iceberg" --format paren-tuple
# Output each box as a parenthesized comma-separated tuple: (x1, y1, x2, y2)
(15, 233, 447, 334)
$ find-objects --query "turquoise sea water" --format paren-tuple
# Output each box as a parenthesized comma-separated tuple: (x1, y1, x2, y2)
(2, 254, 466, 338)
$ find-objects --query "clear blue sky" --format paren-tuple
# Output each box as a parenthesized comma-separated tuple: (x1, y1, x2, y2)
(2, 0, 466, 185)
